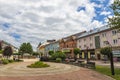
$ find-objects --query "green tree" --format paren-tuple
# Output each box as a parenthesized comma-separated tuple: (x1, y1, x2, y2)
(73, 48, 81, 60)
(48, 50, 54, 55)
(3, 46, 13, 59)
(73, 48, 81, 56)
(26, 43, 33, 55)
(100, 47, 112, 59)
(19, 43, 33, 55)
(51, 51, 66, 60)
(0, 41, 2, 50)
(32, 52, 39, 56)
(108, 0, 120, 31)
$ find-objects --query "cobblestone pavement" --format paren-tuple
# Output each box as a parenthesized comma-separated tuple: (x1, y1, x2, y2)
(0, 59, 114, 80)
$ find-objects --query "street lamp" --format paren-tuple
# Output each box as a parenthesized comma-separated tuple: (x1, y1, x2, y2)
(105, 41, 115, 75)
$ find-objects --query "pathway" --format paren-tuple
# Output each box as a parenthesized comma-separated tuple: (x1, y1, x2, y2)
(0, 59, 114, 80)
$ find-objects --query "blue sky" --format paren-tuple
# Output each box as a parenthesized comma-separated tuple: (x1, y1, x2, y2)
(0, 0, 114, 50)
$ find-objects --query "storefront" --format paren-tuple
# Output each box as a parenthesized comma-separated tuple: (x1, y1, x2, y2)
(81, 49, 95, 60)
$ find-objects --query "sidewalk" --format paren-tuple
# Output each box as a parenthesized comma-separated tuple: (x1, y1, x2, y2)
(93, 60, 120, 68)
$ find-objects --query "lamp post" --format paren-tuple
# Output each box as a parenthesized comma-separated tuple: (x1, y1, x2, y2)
(86, 46, 89, 63)
(105, 41, 115, 75)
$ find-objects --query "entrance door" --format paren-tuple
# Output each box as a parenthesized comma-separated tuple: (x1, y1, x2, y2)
(97, 54, 101, 60)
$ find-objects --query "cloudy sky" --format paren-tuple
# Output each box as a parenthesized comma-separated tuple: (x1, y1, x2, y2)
(0, 0, 114, 50)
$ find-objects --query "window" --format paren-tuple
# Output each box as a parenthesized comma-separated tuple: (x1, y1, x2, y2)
(79, 40, 81, 43)
(103, 41, 107, 46)
(113, 39, 117, 44)
(90, 37, 91, 40)
(84, 38, 86, 41)
(102, 33, 106, 37)
(79, 46, 81, 48)
(90, 43, 93, 47)
(84, 45, 86, 47)
(112, 30, 117, 35)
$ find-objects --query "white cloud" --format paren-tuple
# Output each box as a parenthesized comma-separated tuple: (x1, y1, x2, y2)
(0, 0, 106, 50)
(100, 11, 111, 16)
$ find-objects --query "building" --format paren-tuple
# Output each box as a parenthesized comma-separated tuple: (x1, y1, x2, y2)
(77, 25, 120, 61)
(0, 40, 18, 53)
(59, 31, 86, 58)
(37, 40, 56, 56)
(45, 41, 60, 55)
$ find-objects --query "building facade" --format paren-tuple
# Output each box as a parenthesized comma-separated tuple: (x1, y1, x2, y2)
(77, 25, 120, 61)
(45, 41, 60, 55)
(0, 40, 18, 53)
(37, 40, 56, 56)
(60, 31, 86, 58)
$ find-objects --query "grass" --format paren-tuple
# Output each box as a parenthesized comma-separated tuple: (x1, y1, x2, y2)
(1, 59, 23, 65)
(27, 61, 50, 68)
(95, 65, 120, 80)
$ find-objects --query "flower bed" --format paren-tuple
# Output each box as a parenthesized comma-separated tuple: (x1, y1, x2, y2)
(27, 61, 50, 68)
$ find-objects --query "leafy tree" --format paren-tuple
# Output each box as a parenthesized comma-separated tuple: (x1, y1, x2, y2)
(26, 43, 33, 55)
(0, 41, 2, 50)
(48, 50, 54, 55)
(3, 46, 13, 59)
(73, 48, 81, 55)
(100, 47, 112, 59)
(51, 51, 66, 60)
(32, 52, 39, 56)
(108, 0, 120, 31)
(19, 43, 33, 55)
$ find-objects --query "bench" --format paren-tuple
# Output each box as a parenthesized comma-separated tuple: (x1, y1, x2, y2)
(86, 62, 96, 69)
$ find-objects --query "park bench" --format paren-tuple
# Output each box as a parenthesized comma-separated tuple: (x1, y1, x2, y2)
(86, 62, 96, 69)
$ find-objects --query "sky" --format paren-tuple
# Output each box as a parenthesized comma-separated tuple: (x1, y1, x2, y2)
(0, 0, 114, 50)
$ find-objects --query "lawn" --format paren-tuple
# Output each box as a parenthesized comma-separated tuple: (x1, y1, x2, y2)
(95, 65, 120, 80)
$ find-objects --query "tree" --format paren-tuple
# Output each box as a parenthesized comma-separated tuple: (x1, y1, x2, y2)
(19, 43, 33, 56)
(100, 47, 112, 60)
(26, 43, 33, 55)
(48, 50, 54, 55)
(0, 41, 2, 50)
(3, 46, 13, 59)
(108, 0, 120, 31)
(32, 52, 39, 56)
(73, 48, 81, 56)
(51, 51, 66, 60)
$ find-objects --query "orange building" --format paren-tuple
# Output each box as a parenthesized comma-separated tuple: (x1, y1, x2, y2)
(59, 31, 86, 58)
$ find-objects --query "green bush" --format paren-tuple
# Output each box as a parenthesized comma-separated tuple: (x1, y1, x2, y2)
(27, 61, 50, 68)
(56, 58, 62, 63)
(15, 59, 23, 62)
(1, 59, 9, 64)
(8, 59, 14, 63)
(51, 51, 66, 60)
(0, 50, 3, 54)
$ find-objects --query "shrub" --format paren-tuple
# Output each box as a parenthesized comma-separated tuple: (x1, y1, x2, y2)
(48, 51, 54, 55)
(27, 61, 50, 68)
(40, 56, 49, 61)
(8, 59, 14, 63)
(56, 58, 62, 63)
(51, 51, 66, 60)
(1, 59, 9, 64)
(15, 59, 23, 62)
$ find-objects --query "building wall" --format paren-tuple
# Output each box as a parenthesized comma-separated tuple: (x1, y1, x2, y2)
(99, 29, 120, 47)
(77, 35, 95, 50)
(60, 36, 77, 58)
(45, 41, 59, 54)
(77, 28, 120, 60)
